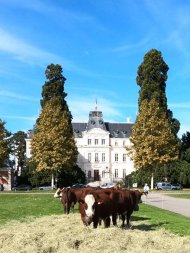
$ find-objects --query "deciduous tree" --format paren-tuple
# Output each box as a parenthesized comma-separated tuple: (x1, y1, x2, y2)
(129, 99, 179, 169)
(10, 131, 27, 170)
(31, 97, 77, 172)
(0, 120, 11, 167)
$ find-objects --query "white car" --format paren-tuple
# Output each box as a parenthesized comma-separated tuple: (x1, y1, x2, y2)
(101, 182, 116, 188)
(39, 185, 56, 190)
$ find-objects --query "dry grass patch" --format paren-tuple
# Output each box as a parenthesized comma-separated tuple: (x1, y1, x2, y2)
(0, 213, 189, 253)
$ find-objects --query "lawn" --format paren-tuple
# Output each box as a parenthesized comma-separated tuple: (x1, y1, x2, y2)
(166, 194, 190, 199)
(0, 192, 190, 236)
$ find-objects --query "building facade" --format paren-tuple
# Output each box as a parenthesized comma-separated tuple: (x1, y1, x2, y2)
(26, 109, 135, 184)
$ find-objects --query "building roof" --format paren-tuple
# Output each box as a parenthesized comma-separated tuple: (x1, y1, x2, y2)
(72, 122, 133, 138)
(26, 109, 133, 139)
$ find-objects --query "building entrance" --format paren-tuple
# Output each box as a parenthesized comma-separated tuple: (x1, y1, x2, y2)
(94, 170, 100, 181)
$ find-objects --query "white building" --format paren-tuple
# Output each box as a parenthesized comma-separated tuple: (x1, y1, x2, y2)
(26, 108, 135, 184)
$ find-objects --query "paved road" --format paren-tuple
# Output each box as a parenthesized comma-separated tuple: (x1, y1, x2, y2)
(141, 192, 190, 217)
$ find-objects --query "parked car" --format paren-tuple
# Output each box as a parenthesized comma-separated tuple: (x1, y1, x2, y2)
(38, 185, 56, 190)
(101, 182, 117, 188)
(171, 183, 183, 190)
(12, 184, 32, 191)
(155, 182, 172, 190)
(155, 182, 183, 190)
(71, 183, 87, 188)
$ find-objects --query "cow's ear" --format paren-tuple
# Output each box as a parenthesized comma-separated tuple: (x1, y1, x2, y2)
(78, 199, 84, 204)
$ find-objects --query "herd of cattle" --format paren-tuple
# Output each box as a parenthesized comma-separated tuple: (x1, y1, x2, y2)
(54, 186, 144, 229)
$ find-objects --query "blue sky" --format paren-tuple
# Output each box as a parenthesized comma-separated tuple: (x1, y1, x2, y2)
(0, 0, 190, 137)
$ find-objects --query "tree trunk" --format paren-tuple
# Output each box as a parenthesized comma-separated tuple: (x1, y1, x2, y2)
(151, 172, 154, 190)
(51, 173, 54, 188)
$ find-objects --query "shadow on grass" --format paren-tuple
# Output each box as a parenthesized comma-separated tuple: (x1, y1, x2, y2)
(129, 215, 170, 231)
(131, 216, 151, 222)
(131, 222, 170, 231)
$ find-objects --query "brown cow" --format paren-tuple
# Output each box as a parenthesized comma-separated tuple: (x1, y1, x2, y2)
(78, 188, 143, 229)
(55, 187, 96, 214)
(78, 189, 119, 228)
(117, 189, 143, 228)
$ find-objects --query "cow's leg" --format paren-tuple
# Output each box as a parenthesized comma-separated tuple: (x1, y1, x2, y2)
(104, 217, 111, 228)
(112, 213, 117, 226)
(93, 217, 99, 228)
(67, 204, 70, 214)
(121, 214, 125, 227)
(126, 211, 132, 229)
(71, 202, 75, 213)
(63, 204, 67, 214)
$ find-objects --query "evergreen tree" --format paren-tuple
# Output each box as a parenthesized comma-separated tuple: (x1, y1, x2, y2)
(181, 131, 190, 161)
(31, 64, 78, 175)
(137, 49, 180, 137)
(137, 49, 169, 109)
(129, 49, 180, 186)
(0, 120, 11, 167)
(10, 131, 27, 170)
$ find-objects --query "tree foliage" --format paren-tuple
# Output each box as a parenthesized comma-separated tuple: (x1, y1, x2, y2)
(129, 49, 180, 175)
(129, 99, 179, 169)
(0, 119, 11, 167)
(31, 97, 78, 172)
(40, 64, 67, 109)
(181, 131, 190, 162)
(136, 49, 169, 109)
(136, 49, 180, 137)
(10, 131, 27, 169)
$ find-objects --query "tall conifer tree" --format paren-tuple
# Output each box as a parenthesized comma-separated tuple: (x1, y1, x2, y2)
(129, 49, 180, 186)
(31, 64, 78, 174)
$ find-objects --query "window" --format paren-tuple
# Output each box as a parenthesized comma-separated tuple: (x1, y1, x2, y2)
(95, 139, 98, 145)
(102, 153, 105, 162)
(102, 170, 105, 178)
(115, 169, 118, 178)
(115, 141, 118, 146)
(95, 153, 99, 162)
(88, 153, 91, 162)
(102, 139, 105, 145)
(88, 139, 91, 145)
(115, 153, 118, 162)
(123, 154, 126, 162)
(123, 141, 125, 146)
(123, 169, 126, 178)
(88, 171, 91, 178)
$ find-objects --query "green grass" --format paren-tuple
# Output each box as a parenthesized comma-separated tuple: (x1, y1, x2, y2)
(0, 193, 190, 236)
(0, 193, 64, 224)
(166, 194, 190, 199)
(133, 204, 190, 236)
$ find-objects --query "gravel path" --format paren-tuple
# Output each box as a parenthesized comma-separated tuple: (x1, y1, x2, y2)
(142, 192, 190, 217)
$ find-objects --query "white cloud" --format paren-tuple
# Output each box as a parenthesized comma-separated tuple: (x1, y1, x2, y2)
(0, 90, 39, 102)
(111, 37, 152, 53)
(169, 102, 190, 109)
(1, 114, 36, 121)
(68, 95, 135, 123)
(0, 28, 92, 75)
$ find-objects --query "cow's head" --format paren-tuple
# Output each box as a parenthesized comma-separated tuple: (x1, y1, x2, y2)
(133, 190, 143, 211)
(79, 193, 103, 226)
(54, 188, 64, 199)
